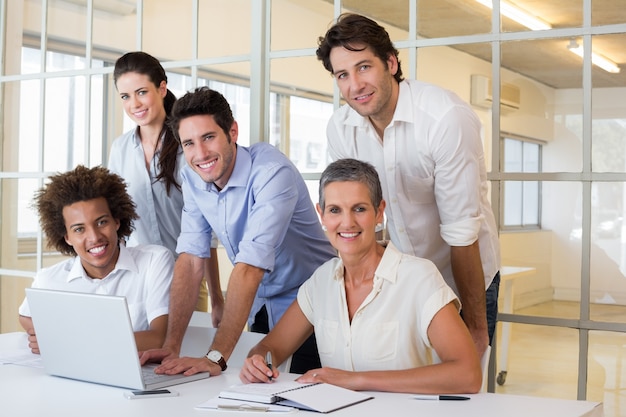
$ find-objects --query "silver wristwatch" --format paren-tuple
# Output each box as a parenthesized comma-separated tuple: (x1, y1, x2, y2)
(206, 350, 227, 371)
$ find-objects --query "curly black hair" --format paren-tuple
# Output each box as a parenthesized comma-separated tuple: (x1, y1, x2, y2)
(33, 165, 138, 256)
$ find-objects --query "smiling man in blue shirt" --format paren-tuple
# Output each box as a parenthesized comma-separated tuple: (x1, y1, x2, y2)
(140, 87, 335, 377)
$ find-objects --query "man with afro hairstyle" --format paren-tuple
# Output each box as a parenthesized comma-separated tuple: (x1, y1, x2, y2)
(18, 165, 174, 353)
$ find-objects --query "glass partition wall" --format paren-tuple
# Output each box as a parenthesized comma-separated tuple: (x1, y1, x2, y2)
(1, 1, 625, 415)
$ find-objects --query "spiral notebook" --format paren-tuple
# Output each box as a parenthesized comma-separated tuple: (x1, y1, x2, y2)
(218, 379, 373, 413)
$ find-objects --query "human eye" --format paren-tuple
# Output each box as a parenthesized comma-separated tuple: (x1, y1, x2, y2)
(328, 207, 340, 214)
(72, 226, 84, 234)
(138, 89, 147, 96)
(358, 64, 369, 72)
(335, 72, 347, 80)
(354, 206, 366, 213)
(182, 140, 193, 148)
(120, 94, 129, 100)
(97, 219, 108, 227)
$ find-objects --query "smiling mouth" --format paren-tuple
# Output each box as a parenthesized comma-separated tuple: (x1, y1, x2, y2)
(88, 244, 107, 255)
(198, 159, 217, 169)
(354, 92, 373, 101)
(339, 232, 360, 238)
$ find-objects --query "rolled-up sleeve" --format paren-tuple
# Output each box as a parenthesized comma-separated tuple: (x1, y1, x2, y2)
(432, 105, 484, 247)
(176, 171, 214, 258)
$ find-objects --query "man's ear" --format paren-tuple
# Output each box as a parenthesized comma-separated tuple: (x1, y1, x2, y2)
(229, 120, 239, 144)
(386, 54, 399, 76)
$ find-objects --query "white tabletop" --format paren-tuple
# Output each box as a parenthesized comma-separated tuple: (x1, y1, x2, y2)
(0, 332, 603, 417)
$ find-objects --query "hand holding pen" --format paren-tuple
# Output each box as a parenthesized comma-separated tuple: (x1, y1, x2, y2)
(238, 351, 278, 383)
(265, 351, 274, 381)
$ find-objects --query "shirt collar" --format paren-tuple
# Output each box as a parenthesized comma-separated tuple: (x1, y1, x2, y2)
(66, 244, 137, 283)
(331, 241, 401, 285)
(223, 145, 251, 191)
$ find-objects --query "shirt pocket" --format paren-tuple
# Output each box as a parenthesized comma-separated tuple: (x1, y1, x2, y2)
(362, 321, 399, 362)
(401, 174, 436, 205)
(315, 319, 338, 356)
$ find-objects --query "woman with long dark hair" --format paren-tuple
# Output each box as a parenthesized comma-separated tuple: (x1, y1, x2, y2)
(109, 51, 221, 316)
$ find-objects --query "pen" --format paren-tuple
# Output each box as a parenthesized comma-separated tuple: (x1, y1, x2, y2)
(218, 404, 270, 412)
(413, 395, 470, 401)
(265, 351, 273, 381)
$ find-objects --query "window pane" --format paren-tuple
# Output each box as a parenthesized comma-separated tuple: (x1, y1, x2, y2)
(419, 0, 491, 37)
(288, 96, 332, 173)
(499, 0, 582, 33)
(18, 78, 42, 172)
(339, 2, 410, 43)
(199, 0, 251, 58)
(523, 142, 539, 172)
(504, 138, 523, 172)
(590, 183, 625, 317)
(588, 331, 626, 417)
(271, 0, 334, 50)
(503, 181, 522, 226)
(495, 323, 579, 399)
(522, 181, 539, 225)
(503, 38, 583, 173)
(592, 34, 626, 174)
(500, 181, 582, 314)
(17, 178, 42, 238)
(144, 0, 192, 60)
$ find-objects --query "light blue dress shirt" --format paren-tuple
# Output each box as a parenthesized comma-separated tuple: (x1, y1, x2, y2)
(177, 142, 335, 328)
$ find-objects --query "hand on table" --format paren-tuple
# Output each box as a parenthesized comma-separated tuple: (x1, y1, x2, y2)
(25, 329, 40, 354)
(154, 356, 218, 377)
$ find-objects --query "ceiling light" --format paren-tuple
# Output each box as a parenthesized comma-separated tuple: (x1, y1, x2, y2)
(567, 39, 621, 74)
(475, 0, 552, 31)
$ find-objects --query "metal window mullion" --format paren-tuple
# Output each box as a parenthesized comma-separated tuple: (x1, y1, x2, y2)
(190, 0, 198, 86)
(408, 0, 417, 80)
(135, 0, 143, 50)
(250, 0, 270, 145)
(36, 0, 50, 271)
(577, 0, 593, 401)
(332, 0, 341, 110)
(84, 0, 93, 166)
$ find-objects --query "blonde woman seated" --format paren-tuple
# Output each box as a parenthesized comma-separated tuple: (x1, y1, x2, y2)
(240, 158, 481, 394)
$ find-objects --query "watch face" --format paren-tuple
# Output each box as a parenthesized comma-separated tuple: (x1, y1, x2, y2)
(207, 350, 223, 362)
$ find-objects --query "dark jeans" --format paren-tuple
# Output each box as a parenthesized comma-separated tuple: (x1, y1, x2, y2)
(250, 305, 321, 374)
(485, 271, 501, 345)
(460, 271, 500, 345)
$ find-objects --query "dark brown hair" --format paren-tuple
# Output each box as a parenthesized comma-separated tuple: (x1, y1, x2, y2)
(316, 13, 404, 83)
(169, 87, 235, 140)
(114, 51, 181, 194)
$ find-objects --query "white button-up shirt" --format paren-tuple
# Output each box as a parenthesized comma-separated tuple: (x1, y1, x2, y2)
(297, 243, 458, 371)
(19, 244, 173, 331)
(327, 79, 500, 294)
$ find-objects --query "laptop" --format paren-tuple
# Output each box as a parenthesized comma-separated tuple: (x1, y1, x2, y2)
(25, 288, 211, 390)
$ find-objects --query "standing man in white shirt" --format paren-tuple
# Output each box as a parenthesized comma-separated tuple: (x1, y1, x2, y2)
(316, 13, 501, 356)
